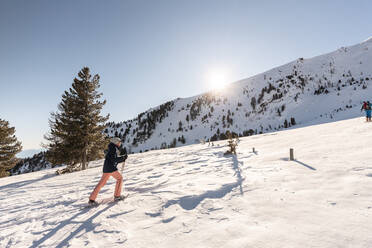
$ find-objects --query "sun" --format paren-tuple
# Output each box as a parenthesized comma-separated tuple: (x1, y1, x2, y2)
(206, 69, 229, 91)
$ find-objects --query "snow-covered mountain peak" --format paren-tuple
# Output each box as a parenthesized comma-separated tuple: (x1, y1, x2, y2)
(104, 37, 372, 154)
(362, 36, 372, 43)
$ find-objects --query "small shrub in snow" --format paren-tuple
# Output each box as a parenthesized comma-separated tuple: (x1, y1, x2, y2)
(224, 131, 238, 155)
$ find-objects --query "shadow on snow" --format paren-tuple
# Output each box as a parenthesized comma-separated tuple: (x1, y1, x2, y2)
(281, 158, 316, 170)
(30, 202, 128, 248)
(163, 155, 244, 211)
(0, 173, 55, 191)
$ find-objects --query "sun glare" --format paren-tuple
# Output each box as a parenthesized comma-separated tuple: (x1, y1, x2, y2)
(206, 69, 229, 91)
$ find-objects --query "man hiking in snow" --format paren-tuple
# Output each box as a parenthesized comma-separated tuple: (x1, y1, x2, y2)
(88, 137, 128, 206)
(361, 101, 372, 122)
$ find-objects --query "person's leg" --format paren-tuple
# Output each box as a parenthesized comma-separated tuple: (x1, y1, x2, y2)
(112, 171, 123, 197)
(89, 173, 111, 201)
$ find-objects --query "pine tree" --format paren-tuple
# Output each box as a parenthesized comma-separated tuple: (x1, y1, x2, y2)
(250, 97, 256, 110)
(179, 135, 186, 144)
(284, 119, 288, 128)
(44, 67, 109, 172)
(290, 117, 296, 126)
(0, 119, 22, 177)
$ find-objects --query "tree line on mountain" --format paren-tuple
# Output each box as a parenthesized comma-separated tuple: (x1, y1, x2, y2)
(103, 74, 305, 154)
(9, 151, 56, 175)
(106, 68, 328, 152)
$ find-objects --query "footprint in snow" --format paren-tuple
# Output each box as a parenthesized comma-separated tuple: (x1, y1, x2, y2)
(145, 212, 161, 217)
(162, 216, 176, 223)
(169, 173, 181, 177)
(148, 174, 163, 179)
(210, 216, 229, 223)
(351, 167, 372, 171)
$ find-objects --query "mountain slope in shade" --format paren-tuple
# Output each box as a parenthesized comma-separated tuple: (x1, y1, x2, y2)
(10, 152, 60, 175)
(106, 38, 372, 153)
(1, 117, 371, 247)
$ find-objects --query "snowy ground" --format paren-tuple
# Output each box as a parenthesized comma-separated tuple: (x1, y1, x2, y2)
(1, 117, 372, 248)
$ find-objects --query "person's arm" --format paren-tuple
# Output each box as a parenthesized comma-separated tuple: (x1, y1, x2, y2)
(114, 145, 128, 163)
(117, 145, 127, 155)
(115, 154, 128, 164)
(107, 144, 128, 164)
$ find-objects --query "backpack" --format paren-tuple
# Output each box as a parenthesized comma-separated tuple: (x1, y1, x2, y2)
(362, 102, 369, 110)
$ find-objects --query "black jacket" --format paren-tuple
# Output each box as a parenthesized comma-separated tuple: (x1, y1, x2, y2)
(103, 143, 127, 173)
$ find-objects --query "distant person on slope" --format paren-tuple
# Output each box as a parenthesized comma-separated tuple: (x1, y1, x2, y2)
(88, 137, 128, 206)
(361, 101, 372, 122)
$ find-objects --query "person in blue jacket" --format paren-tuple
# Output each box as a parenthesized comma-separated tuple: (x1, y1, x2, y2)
(89, 137, 128, 205)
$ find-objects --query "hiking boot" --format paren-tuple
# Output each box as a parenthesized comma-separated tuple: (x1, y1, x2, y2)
(114, 195, 126, 201)
(88, 199, 98, 206)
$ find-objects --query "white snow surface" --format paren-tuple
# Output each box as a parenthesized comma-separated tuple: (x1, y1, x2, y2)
(1, 117, 372, 247)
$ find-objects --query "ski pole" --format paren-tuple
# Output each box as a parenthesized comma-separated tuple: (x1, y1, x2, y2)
(121, 161, 125, 193)
(120, 161, 125, 174)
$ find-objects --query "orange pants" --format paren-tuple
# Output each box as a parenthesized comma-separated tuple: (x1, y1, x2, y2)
(89, 171, 123, 201)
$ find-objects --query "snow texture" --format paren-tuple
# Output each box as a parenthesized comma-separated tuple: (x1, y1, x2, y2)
(1, 117, 372, 247)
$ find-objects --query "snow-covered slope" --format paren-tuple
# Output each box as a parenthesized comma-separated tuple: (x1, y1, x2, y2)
(1, 117, 371, 247)
(107, 38, 372, 153)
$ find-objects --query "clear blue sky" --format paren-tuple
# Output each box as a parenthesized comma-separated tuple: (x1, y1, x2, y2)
(1, 0, 371, 150)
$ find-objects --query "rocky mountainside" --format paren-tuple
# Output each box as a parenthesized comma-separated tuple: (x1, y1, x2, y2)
(9, 152, 61, 175)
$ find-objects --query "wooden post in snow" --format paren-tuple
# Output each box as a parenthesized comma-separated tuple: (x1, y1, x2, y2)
(290, 148, 294, 161)
(252, 147, 255, 153)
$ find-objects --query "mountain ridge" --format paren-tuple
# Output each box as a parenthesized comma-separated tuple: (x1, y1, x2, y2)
(105, 37, 372, 153)
(10, 37, 372, 174)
